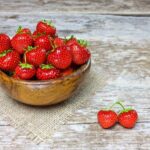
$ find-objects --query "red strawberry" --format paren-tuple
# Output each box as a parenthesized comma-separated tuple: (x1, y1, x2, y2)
(118, 110, 138, 129)
(0, 50, 20, 71)
(36, 20, 56, 36)
(47, 46, 72, 69)
(97, 110, 118, 129)
(16, 26, 31, 35)
(11, 33, 33, 54)
(70, 43, 90, 65)
(32, 30, 45, 41)
(34, 35, 53, 52)
(14, 63, 36, 80)
(66, 35, 78, 46)
(53, 37, 65, 48)
(118, 104, 138, 128)
(0, 33, 11, 53)
(25, 46, 46, 67)
(36, 64, 60, 80)
(62, 67, 73, 76)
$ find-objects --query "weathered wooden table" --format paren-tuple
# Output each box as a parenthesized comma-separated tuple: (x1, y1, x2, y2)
(0, 0, 150, 149)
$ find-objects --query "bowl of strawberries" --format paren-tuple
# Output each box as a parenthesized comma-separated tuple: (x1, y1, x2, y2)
(0, 20, 91, 106)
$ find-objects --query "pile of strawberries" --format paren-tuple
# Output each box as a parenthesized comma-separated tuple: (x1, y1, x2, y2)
(0, 20, 90, 80)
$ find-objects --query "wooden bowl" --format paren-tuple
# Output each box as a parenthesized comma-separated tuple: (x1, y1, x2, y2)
(0, 60, 91, 106)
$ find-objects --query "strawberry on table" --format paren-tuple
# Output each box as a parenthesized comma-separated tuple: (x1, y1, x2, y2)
(11, 33, 33, 54)
(0, 33, 11, 53)
(36, 20, 56, 36)
(36, 64, 60, 80)
(97, 110, 118, 129)
(47, 46, 72, 69)
(16, 26, 31, 35)
(25, 46, 46, 67)
(117, 102, 138, 128)
(0, 50, 20, 71)
(34, 35, 53, 52)
(14, 63, 36, 80)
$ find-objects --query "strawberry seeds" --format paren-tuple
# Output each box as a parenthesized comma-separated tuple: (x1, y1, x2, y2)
(0, 20, 91, 80)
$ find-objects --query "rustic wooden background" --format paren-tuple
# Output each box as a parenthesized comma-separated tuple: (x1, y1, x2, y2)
(0, 0, 150, 149)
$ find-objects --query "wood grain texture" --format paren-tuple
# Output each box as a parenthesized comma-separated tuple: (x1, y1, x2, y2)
(0, 0, 150, 15)
(0, 0, 150, 149)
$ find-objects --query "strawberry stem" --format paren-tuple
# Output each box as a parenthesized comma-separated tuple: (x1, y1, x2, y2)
(115, 101, 126, 110)
(107, 100, 125, 110)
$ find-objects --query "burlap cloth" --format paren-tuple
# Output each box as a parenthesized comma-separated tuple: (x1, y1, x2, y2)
(0, 65, 108, 144)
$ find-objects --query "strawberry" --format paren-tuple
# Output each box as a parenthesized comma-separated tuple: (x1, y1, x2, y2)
(97, 110, 118, 129)
(70, 43, 90, 65)
(53, 37, 65, 48)
(36, 20, 56, 36)
(16, 26, 31, 35)
(66, 35, 78, 46)
(47, 46, 72, 69)
(14, 63, 36, 80)
(32, 30, 45, 41)
(117, 102, 138, 128)
(11, 33, 33, 54)
(34, 35, 53, 52)
(61, 67, 73, 76)
(0, 50, 20, 71)
(36, 64, 60, 80)
(0, 33, 11, 53)
(25, 46, 46, 67)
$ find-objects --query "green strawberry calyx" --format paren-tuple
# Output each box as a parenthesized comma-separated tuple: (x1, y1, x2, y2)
(0, 50, 12, 57)
(27, 46, 36, 51)
(19, 63, 33, 69)
(78, 39, 89, 47)
(42, 19, 55, 28)
(16, 25, 23, 34)
(40, 64, 54, 69)
(65, 35, 74, 41)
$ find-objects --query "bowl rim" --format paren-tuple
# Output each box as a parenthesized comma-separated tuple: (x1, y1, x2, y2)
(0, 59, 91, 85)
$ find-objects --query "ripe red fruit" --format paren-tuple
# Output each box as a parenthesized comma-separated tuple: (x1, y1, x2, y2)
(32, 30, 45, 41)
(16, 26, 31, 35)
(61, 67, 73, 76)
(53, 37, 65, 48)
(66, 36, 78, 46)
(47, 46, 72, 69)
(14, 63, 36, 80)
(118, 109, 138, 128)
(36, 64, 60, 80)
(11, 33, 33, 54)
(34, 35, 53, 52)
(25, 46, 46, 67)
(97, 110, 118, 129)
(0, 33, 11, 53)
(36, 20, 56, 36)
(70, 44, 90, 65)
(0, 50, 20, 71)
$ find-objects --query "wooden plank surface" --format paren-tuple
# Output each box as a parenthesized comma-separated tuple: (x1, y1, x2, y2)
(0, 0, 150, 15)
(0, 0, 150, 149)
